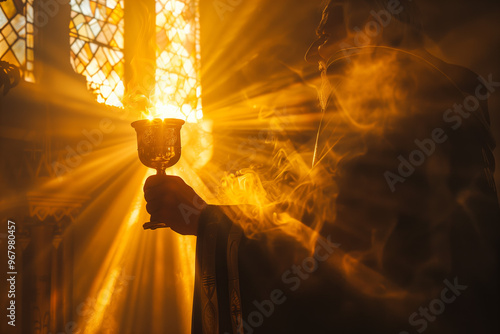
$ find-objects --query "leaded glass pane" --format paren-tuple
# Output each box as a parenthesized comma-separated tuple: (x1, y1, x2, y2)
(70, 0, 125, 107)
(0, 0, 35, 82)
(154, 0, 202, 122)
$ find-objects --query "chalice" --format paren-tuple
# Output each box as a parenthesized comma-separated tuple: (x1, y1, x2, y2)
(131, 118, 185, 230)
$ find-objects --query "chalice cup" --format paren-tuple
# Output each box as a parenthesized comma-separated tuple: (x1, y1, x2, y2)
(131, 118, 185, 230)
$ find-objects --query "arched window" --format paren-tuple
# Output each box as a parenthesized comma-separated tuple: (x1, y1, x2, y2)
(1, 0, 202, 117)
(68, 0, 202, 120)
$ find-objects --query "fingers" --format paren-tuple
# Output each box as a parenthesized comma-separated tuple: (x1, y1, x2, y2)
(145, 192, 175, 215)
(144, 184, 168, 203)
(149, 207, 174, 226)
(142, 175, 205, 235)
(143, 175, 198, 215)
(144, 174, 168, 190)
(144, 174, 184, 190)
(144, 176, 186, 200)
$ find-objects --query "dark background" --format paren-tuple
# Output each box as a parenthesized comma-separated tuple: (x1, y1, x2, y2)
(200, 0, 500, 192)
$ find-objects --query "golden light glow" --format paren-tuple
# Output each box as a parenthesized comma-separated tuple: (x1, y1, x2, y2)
(63, 1, 207, 332)
(78, 169, 149, 333)
(3, 0, 495, 332)
(143, 102, 201, 122)
(151, 0, 202, 123)
(12, 0, 423, 332)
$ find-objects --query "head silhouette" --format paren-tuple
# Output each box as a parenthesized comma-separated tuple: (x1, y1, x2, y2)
(306, 0, 424, 64)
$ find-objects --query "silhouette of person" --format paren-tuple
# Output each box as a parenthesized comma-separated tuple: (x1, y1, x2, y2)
(144, 1, 499, 332)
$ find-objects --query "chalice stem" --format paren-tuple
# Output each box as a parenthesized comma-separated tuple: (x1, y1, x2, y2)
(143, 168, 170, 230)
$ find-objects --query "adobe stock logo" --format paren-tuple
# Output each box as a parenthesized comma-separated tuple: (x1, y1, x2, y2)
(33, 0, 67, 32)
(226, 236, 340, 334)
(213, 0, 244, 21)
(385, 74, 500, 192)
(340, 0, 409, 62)
(52, 119, 115, 177)
(400, 277, 467, 334)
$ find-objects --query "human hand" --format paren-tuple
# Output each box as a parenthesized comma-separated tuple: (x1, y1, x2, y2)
(143, 175, 206, 236)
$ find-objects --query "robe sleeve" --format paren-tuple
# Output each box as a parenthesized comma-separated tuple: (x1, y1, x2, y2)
(191, 205, 244, 334)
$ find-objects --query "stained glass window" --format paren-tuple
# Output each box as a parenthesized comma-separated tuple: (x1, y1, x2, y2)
(69, 0, 125, 107)
(0, 0, 35, 82)
(154, 0, 202, 122)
